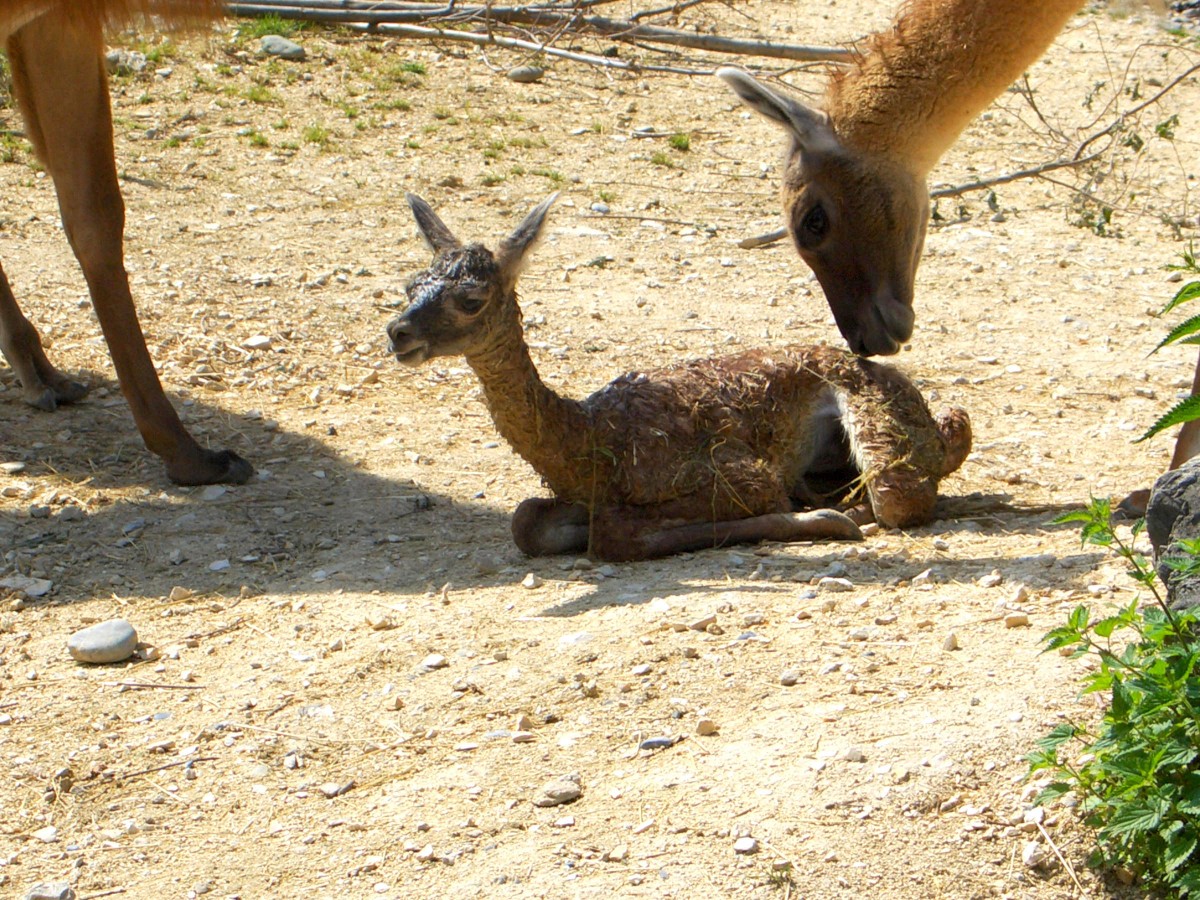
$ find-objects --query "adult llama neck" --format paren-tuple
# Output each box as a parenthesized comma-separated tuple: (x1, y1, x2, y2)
(828, 0, 1087, 174)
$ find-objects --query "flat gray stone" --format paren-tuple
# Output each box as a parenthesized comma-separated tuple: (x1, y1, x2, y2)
(507, 65, 545, 84)
(68, 619, 138, 664)
(261, 35, 305, 60)
(26, 883, 76, 900)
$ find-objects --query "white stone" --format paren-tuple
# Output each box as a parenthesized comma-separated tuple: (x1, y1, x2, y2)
(733, 837, 759, 854)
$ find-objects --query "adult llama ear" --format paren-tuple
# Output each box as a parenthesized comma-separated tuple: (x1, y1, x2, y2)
(497, 193, 558, 275)
(405, 193, 462, 254)
(716, 67, 841, 156)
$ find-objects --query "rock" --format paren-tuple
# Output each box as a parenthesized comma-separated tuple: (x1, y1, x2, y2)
(943, 632, 960, 651)
(978, 570, 1004, 588)
(911, 568, 938, 587)
(639, 736, 677, 751)
(733, 836, 759, 854)
(843, 746, 866, 762)
(0, 575, 53, 597)
(1, 461, 25, 474)
(533, 773, 581, 807)
(603, 844, 629, 862)
(818, 576, 854, 593)
(243, 334, 273, 350)
(261, 35, 305, 60)
(366, 612, 397, 631)
(507, 65, 545, 83)
(25, 884, 75, 900)
(590, 202, 611, 214)
(689, 614, 717, 631)
(521, 572, 543, 589)
(1021, 840, 1045, 868)
(200, 485, 226, 501)
(1146, 458, 1200, 610)
(31, 826, 58, 843)
(742, 611, 766, 627)
(1004, 612, 1030, 628)
(420, 654, 448, 671)
(779, 669, 800, 687)
(696, 718, 718, 736)
(105, 48, 146, 74)
(68, 619, 138, 664)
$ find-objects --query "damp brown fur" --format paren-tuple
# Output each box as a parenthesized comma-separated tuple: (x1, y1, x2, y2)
(388, 196, 971, 562)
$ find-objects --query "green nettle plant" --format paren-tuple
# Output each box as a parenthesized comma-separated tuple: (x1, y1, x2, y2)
(1138, 245, 1200, 444)
(1029, 249, 1200, 893)
(1029, 499, 1200, 894)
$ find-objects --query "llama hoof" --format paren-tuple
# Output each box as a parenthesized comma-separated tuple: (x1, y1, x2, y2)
(21, 378, 88, 411)
(167, 449, 254, 486)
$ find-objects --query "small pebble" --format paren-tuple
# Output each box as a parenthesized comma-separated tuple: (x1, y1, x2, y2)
(31, 826, 58, 843)
(689, 614, 716, 631)
(420, 654, 448, 671)
(639, 736, 677, 751)
(67, 619, 138, 664)
(696, 718, 718, 736)
(604, 845, 629, 862)
(521, 573, 543, 589)
(978, 571, 1004, 588)
(943, 632, 960, 651)
(733, 837, 759, 854)
(1004, 612, 1031, 628)
(911, 568, 938, 587)
(1022, 840, 1045, 868)
(843, 747, 866, 762)
(533, 774, 581, 807)
(779, 669, 800, 687)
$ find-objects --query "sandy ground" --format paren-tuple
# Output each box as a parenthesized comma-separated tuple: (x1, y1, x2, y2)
(2, 2, 1200, 897)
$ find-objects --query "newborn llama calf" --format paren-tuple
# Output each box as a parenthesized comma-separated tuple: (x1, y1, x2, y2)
(387, 194, 971, 562)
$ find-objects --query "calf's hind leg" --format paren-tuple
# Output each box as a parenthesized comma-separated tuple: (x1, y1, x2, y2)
(5, 15, 252, 484)
(590, 508, 862, 562)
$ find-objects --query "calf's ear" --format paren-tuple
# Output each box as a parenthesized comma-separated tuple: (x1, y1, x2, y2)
(498, 193, 557, 275)
(406, 193, 462, 253)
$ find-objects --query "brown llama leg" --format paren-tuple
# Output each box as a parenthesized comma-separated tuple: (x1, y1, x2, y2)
(512, 498, 591, 557)
(0, 262, 88, 410)
(588, 508, 862, 563)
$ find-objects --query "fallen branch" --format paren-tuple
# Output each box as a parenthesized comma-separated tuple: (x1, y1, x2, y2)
(113, 756, 217, 781)
(224, 0, 852, 63)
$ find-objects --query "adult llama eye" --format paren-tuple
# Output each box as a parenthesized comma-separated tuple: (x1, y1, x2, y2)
(802, 204, 829, 241)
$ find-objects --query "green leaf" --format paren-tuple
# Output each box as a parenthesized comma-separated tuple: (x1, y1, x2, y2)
(1034, 723, 1078, 753)
(1175, 866, 1200, 894)
(1093, 615, 1123, 638)
(1154, 309, 1200, 352)
(1159, 280, 1200, 317)
(1138, 395, 1200, 444)
(1106, 800, 1165, 835)
(1165, 824, 1199, 873)
(1111, 677, 1132, 718)
(1034, 782, 1072, 805)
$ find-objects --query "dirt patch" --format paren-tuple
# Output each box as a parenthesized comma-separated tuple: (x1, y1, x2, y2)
(2, 3, 1199, 897)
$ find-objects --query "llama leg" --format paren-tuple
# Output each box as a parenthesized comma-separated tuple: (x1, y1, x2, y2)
(512, 498, 590, 557)
(589, 509, 862, 562)
(7, 17, 252, 485)
(0, 262, 88, 410)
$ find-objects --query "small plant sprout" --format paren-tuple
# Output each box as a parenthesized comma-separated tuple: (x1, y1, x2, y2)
(668, 132, 691, 151)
